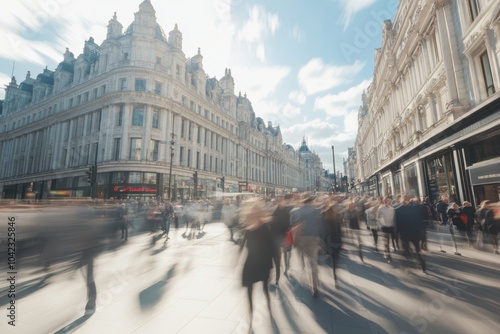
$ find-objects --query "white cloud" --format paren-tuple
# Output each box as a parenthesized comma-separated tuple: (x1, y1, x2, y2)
(253, 100, 301, 128)
(314, 79, 371, 118)
(288, 90, 306, 105)
(238, 5, 279, 43)
(290, 25, 304, 42)
(232, 64, 290, 102)
(256, 44, 266, 63)
(298, 58, 364, 96)
(237, 5, 279, 61)
(338, 0, 378, 29)
(0, 1, 237, 80)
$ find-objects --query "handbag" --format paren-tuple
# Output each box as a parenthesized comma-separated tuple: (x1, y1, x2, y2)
(459, 213, 468, 226)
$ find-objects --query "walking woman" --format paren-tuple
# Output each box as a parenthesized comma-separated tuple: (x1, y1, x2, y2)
(239, 198, 274, 326)
(345, 201, 363, 262)
(321, 199, 343, 281)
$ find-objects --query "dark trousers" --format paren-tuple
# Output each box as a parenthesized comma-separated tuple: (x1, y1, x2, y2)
(272, 236, 283, 283)
(402, 236, 426, 272)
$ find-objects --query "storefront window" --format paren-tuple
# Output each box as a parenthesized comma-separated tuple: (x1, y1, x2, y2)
(404, 164, 419, 197)
(393, 172, 402, 196)
(129, 172, 142, 184)
(144, 173, 157, 184)
(112, 172, 126, 184)
(383, 176, 392, 197)
(426, 154, 456, 202)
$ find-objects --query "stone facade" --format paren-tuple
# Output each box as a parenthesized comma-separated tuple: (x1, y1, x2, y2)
(0, 0, 319, 200)
(355, 0, 500, 204)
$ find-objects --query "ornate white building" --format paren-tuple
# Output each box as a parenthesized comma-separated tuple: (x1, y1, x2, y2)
(355, 0, 500, 205)
(0, 0, 309, 200)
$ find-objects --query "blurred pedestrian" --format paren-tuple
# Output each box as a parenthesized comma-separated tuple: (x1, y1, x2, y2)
(221, 198, 238, 241)
(365, 198, 380, 252)
(377, 196, 396, 262)
(345, 201, 363, 262)
(448, 202, 470, 244)
(269, 195, 293, 284)
(291, 195, 323, 296)
(436, 197, 449, 225)
(461, 201, 475, 246)
(475, 200, 491, 249)
(162, 202, 174, 239)
(321, 199, 343, 281)
(484, 202, 500, 254)
(395, 195, 426, 273)
(239, 198, 274, 325)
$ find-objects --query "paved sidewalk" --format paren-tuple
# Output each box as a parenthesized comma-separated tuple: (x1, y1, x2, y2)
(1, 222, 500, 334)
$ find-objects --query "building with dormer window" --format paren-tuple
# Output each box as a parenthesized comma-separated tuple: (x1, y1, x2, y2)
(0, 0, 312, 200)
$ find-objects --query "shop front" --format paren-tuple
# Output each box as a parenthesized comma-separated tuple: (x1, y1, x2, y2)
(468, 157, 500, 204)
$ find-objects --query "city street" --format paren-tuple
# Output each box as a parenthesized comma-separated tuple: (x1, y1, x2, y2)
(1, 221, 500, 334)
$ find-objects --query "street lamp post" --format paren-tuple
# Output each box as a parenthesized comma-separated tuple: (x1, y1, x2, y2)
(168, 133, 175, 200)
(331, 145, 336, 192)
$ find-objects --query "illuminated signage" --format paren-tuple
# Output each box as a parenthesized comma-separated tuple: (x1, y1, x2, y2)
(113, 185, 158, 193)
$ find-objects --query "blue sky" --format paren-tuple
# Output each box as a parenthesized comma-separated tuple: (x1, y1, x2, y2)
(0, 0, 400, 174)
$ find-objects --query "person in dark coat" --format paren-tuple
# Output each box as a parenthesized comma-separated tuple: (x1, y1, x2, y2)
(484, 203, 500, 254)
(321, 199, 343, 281)
(461, 201, 476, 246)
(448, 202, 468, 234)
(436, 197, 449, 225)
(395, 195, 426, 273)
(239, 198, 274, 324)
(269, 195, 293, 284)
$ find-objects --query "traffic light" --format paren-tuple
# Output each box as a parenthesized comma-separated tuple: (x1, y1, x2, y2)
(221, 176, 225, 192)
(86, 166, 94, 184)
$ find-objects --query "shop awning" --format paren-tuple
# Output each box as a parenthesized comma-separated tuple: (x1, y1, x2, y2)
(468, 158, 500, 186)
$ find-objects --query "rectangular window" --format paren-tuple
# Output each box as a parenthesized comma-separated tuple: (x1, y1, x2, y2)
(113, 138, 121, 161)
(132, 107, 145, 126)
(123, 52, 129, 61)
(150, 139, 159, 161)
(69, 98, 73, 108)
(93, 110, 101, 132)
(117, 105, 124, 127)
(188, 122, 192, 140)
(129, 138, 142, 160)
(112, 172, 126, 184)
(135, 79, 146, 92)
(100, 84, 106, 95)
(187, 149, 191, 167)
(154, 82, 162, 95)
(152, 109, 160, 129)
(480, 51, 496, 97)
(144, 172, 157, 184)
(197, 127, 201, 144)
(128, 172, 142, 184)
(179, 147, 184, 166)
(468, 0, 480, 21)
(120, 78, 127, 91)
(203, 154, 207, 171)
(61, 149, 67, 167)
(86, 114, 92, 135)
(92, 88, 98, 99)
(181, 119, 185, 138)
(196, 152, 200, 170)
(84, 144, 90, 164)
(83, 92, 89, 102)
